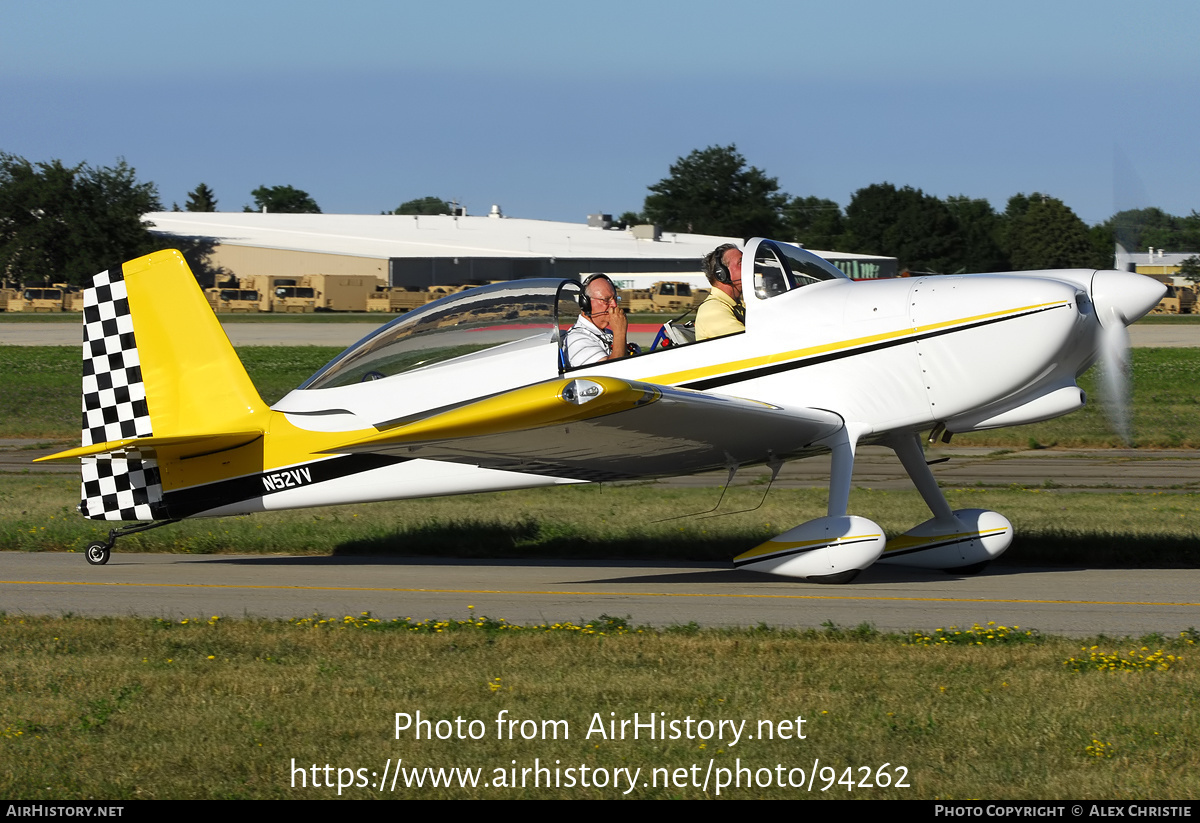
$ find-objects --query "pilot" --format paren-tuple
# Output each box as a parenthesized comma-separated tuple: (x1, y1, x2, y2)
(696, 243, 746, 341)
(563, 273, 629, 367)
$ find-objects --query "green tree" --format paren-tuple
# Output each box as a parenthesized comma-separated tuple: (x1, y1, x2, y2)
(1101, 207, 1200, 253)
(643, 144, 786, 238)
(1087, 223, 1115, 269)
(245, 185, 321, 214)
(0, 153, 161, 286)
(185, 183, 218, 212)
(1179, 255, 1200, 286)
(783, 196, 844, 250)
(843, 183, 963, 273)
(390, 196, 452, 215)
(945, 195, 1009, 272)
(1002, 193, 1104, 270)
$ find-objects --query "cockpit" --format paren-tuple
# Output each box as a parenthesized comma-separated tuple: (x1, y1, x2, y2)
(297, 239, 850, 391)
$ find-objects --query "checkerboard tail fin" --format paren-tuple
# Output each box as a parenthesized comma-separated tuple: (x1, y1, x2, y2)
(63, 250, 270, 521)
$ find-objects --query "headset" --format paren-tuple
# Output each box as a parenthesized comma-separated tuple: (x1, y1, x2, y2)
(578, 272, 616, 315)
(707, 243, 739, 286)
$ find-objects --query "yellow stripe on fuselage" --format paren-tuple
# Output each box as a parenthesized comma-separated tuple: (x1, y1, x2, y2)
(645, 301, 1066, 386)
(883, 527, 1011, 554)
(735, 533, 884, 562)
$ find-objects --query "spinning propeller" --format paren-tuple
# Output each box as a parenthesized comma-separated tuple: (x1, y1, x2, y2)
(1094, 148, 1165, 444)
(1089, 269, 1165, 444)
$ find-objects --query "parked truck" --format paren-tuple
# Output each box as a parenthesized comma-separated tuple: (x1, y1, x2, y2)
(239, 276, 319, 313)
(366, 286, 429, 313)
(205, 288, 262, 313)
(617, 281, 709, 313)
(302, 274, 384, 311)
(7, 284, 83, 312)
(1152, 283, 1196, 315)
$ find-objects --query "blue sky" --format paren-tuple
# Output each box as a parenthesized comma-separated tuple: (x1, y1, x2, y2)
(3, 0, 1197, 226)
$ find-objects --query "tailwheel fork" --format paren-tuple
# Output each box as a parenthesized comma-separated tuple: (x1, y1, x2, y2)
(83, 519, 180, 565)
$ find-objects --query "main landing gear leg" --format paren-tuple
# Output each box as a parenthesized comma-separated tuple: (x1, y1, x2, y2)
(84, 519, 180, 566)
(890, 433, 956, 524)
(733, 423, 885, 583)
(880, 433, 1012, 573)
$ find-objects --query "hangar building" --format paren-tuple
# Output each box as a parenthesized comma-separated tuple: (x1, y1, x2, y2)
(145, 210, 898, 289)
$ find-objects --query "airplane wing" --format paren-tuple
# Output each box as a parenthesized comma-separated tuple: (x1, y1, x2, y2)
(329, 376, 843, 481)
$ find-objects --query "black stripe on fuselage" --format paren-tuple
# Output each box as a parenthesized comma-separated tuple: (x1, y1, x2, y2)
(883, 531, 1008, 559)
(162, 453, 409, 519)
(681, 304, 1068, 391)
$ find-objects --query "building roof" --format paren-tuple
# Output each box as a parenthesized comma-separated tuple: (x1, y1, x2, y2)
(1116, 244, 1198, 271)
(144, 211, 894, 265)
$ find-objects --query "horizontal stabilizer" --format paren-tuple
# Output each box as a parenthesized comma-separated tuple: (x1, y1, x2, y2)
(331, 376, 842, 481)
(36, 431, 264, 463)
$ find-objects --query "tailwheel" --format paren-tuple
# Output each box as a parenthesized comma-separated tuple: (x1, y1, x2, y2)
(85, 541, 111, 566)
(81, 519, 181, 566)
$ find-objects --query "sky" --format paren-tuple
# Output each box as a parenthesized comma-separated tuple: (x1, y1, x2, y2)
(3, 0, 1197, 227)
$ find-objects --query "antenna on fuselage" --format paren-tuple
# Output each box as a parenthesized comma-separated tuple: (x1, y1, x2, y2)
(650, 464, 739, 523)
(650, 453, 784, 522)
(698, 454, 783, 519)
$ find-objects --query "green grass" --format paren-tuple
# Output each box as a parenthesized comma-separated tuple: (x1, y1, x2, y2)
(0, 313, 83, 323)
(4, 345, 1198, 445)
(1137, 314, 1200, 324)
(954, 348, 1200, 449)
(0, 613, 1195, 799)
(3, 476, 1198, 567)
(0, 346, 344, 438)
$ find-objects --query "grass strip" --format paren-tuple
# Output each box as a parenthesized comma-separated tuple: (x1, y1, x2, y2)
(0, 613, 1195, 799)
(3, 346, 1199, 447)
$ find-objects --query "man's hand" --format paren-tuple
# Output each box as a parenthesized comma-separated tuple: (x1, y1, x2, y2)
(606, 305, 628, 360)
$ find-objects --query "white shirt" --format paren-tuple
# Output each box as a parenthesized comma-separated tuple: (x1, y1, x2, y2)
(564, 313, 612, 367)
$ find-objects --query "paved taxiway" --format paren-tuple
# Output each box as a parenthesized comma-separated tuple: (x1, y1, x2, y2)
(2, 552, 1197, 638)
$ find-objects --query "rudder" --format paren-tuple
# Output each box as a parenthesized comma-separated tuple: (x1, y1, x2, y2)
(74, 251, 269, 520)
(80, 263, 161, 520)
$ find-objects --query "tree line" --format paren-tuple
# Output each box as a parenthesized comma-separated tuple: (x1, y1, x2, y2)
(3, 148, 1198, 286)
(628, 144, 1200, 274)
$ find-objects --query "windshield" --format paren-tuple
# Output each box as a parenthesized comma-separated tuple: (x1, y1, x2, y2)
(301, 279, 569, 389)
(219, 290, 258, 301)
(750, 240, 847, 300)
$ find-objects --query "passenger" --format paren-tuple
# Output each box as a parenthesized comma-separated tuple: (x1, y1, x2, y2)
(697, 243, 746, 341)
(563, 273, 629, 367)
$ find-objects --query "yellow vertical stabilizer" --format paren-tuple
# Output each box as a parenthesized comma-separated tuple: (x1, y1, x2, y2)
(122, 250, 270, 436)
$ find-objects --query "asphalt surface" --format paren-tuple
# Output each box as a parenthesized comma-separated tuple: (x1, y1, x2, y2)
(1, 552, 1196, 638)
(4, 445, 1199, 637)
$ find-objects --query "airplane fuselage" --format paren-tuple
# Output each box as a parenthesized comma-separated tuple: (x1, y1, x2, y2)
(246, 270, 1092, 518)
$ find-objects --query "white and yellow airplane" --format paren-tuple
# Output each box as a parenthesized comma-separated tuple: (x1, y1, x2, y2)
(39, 239, 1163, 581)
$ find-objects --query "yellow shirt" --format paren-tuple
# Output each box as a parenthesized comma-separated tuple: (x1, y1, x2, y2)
(696, 288, 745, 341)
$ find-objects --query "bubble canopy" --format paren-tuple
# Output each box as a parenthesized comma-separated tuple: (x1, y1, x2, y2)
(300, 279, 581, 390)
